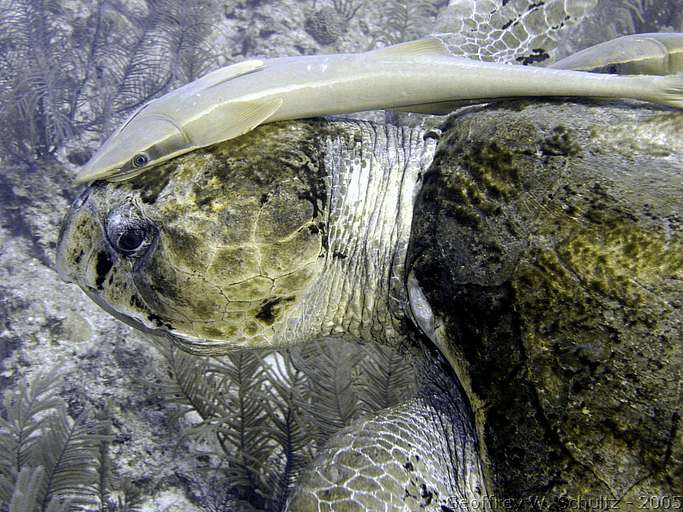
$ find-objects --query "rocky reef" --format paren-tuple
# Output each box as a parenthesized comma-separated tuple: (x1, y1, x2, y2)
(409, 100, 682, 509)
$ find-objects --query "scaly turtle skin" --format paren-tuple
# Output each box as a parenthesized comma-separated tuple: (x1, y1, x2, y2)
(60, 123, 329, 350)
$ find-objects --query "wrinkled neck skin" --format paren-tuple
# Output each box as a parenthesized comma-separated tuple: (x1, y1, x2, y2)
(277, 120, 436, 350)
(277, 121, 489, 508)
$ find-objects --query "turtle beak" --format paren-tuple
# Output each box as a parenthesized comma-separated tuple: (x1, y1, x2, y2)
(56, 185, 101, 284)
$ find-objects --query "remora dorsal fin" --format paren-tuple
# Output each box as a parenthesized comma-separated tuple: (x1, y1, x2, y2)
(369, 37, 451, 59)
(188, 97, 284, 147)
(197, 59, 265, 88)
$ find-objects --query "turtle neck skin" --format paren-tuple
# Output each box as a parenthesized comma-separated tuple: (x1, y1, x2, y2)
(277, 120, 437, 349)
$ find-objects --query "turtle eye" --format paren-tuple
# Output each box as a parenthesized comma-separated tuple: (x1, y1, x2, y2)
(106, 208, 156, 257)
(132, 153, 149, 168)
(116, 226, 147, 253)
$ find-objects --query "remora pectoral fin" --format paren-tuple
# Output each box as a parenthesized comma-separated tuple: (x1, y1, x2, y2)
(393, 100, 471, 115)
(188, 97, 284, 147)
(368, 37, 452, 59)
(393, 98, 512, 114)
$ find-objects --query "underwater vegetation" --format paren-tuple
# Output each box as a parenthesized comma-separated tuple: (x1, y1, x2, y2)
(304, 0, 446, 48)
(1, 0, 680, 509)
(0, 371, 142, 512)
(154, 340, 417, 511)
(0, 340, 416, 511)
(375, 0, 444, 45)
(0, 0, 449, 168)
(0, 0, 219, 167)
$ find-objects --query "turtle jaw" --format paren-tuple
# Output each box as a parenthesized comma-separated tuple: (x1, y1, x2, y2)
(81, 286, 160, 336)
(80, 284, 241, 356)
(163, 330, 251, 356)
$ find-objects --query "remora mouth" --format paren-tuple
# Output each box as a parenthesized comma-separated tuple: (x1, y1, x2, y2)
(74, 147, 117, 184)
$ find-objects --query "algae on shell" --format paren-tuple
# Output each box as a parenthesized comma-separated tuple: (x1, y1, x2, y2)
(409, 100, 682, 507)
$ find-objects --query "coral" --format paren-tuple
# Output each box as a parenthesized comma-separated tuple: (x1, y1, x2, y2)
(304, 7, 344, 46)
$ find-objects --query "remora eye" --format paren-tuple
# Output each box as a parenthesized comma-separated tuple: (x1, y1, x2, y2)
(106, 208, 156, 257)
(132, 153, 149, 168)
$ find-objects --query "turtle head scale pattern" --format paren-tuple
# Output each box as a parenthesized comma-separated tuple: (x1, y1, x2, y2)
(57, 121, 436, 354)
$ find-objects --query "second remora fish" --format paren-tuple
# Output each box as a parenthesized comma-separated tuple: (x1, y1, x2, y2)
(77, 37, 683, 183)
(550, 33, 683, 75)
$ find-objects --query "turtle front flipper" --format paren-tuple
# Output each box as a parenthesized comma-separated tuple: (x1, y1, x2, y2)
(288, 397, 488, 512)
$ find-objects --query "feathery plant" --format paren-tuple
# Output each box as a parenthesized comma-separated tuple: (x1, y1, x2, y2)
(155, 339, 417, 511)
(0, 0, 220, 167)
(376, 0, 443, 45)
(0, 0, 76, 163)
(310, 0, 362, 22)
(0, 371, 141, 512)
(331, 0, 363, 23)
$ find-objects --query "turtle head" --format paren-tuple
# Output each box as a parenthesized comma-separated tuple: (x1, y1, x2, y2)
(76, 113, 192, 184)
(59, 125, 328, 354)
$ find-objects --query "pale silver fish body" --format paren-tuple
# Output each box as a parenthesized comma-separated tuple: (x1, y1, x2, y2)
(217, 51, 677, 117)
(551, 33, 683, 75)
(77, 37, 683, 183)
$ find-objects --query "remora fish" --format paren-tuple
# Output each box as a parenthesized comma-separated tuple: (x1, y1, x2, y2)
(550, 33, 683, 75)
(77, 37, 683, 183)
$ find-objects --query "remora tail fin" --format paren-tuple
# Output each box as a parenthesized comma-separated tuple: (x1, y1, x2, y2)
(653, 72, 683, 109)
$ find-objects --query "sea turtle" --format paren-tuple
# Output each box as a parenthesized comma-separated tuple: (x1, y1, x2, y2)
(55, 103, 682, 509)
(58, 118, 492, 510)
(55, 14, 683, 512)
